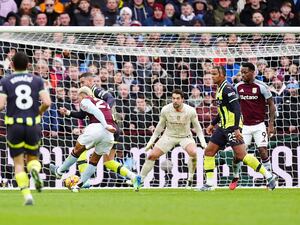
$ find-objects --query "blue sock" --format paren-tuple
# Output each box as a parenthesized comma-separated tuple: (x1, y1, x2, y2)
(58, 155, 78, 174)
(79, 164, 96, 186)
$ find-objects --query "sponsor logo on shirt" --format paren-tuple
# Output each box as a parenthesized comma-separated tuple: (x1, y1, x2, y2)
(228, 92, 235, 97)
(240, 95, 258, 100)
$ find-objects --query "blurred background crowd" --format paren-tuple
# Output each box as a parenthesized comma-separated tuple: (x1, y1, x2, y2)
(0, 32, 299, 143)
(0, 0, 300, 27)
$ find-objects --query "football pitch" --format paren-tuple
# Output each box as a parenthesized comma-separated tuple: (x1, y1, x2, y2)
(0, 189, 299, 225)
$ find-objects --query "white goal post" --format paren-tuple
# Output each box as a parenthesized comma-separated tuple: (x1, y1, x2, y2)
(0, 27, 299, 189)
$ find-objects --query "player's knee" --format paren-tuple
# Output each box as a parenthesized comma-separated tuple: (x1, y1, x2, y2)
(233, 157, 241, 164)
(204, 148, 215, 157)
(235, 152, 246, 161)
(89, 153, 100, 165)
(73, 142, 86, 156)
(185, 148, 197, 158)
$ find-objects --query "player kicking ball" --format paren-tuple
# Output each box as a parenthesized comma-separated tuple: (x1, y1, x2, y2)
(50, 87, 142, 192)
(229, 63, 276, 190)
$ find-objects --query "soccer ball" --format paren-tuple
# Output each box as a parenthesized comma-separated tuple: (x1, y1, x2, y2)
(64, 175, 79, 190)
(160, 159, 173, 173)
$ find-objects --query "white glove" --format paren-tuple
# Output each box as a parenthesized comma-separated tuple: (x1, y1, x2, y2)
(145, 142, 154, 152)
(201, 141, 207, 149)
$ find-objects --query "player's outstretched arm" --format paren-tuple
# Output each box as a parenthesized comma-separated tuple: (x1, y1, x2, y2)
(145, 110, 167, 151)
(191, 109, 207, 149)
(0, 94, 7, 111)
(91, 85, 115, 108)
(59, 107, 87, 119)
(207, 114, 220, 135)
(39, 89, 51, 115)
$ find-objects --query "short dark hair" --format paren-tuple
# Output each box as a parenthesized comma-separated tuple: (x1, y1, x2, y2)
(172, 89, 185, 98)
(12, 52, 29, 71)
(79, 72, 93, 79)
(213, 65, 226, 76)
(137, 93, 145, 100)
(242, 62, 255, 71)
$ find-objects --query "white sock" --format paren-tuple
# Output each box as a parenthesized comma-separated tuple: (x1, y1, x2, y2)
(126, 170, 136, 181)
(187, 157, 197, 181)
(58, 154, 78, 174)
(262, 159, 272, 173)
(232, 161, 242, 178)
(79, 164, 96, 186)
(206, 177, 214, 186)
(264, 170, 272, 180)
(140, 160, 155, 181)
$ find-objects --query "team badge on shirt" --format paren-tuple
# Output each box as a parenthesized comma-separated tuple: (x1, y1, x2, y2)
(177, 116, 181, 121)
(252, 88, 257, 94)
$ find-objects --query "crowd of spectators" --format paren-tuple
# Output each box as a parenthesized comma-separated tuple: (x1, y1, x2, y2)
(0, 0, 300, 27)
(0, 1, 299, 145)
(0, 33, 299, 144)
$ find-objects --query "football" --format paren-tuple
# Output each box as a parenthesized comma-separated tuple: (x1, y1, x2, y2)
(64, 175, 80, 190)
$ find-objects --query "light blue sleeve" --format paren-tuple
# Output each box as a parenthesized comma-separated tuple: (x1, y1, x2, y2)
(80, 98, 108, 127)
(257, 80, 272, 99)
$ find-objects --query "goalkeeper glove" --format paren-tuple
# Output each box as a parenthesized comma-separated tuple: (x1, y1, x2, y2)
(145, 142, 154, 152)
(200, 140, 207, 149)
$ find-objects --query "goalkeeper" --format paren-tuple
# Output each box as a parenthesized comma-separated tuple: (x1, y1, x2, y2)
(140, 89, 207, 188)
(60, 72, 139, 188)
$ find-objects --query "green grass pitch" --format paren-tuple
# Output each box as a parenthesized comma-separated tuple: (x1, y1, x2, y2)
(0, 189, 299, 225)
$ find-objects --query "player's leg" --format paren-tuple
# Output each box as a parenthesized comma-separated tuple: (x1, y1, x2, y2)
(197, 128, 225, 191)
(140, 134, 174, 182)
(258, 146, 272, 171)
(50, 141, 86, 178)
(103, 129, 139, 184)
(77, 150, 88, 175)
(7, 125, 33, 205)
(50, 125, 97, 178)
(254, 124, 272, 172)
(103, 149, 137, 184)
(182, 138, 197, 188)
(197, 142, 220, 191)
(72, 127, 115, 192)
(232, 144, 277, 190)
(230, 126, 252, 190)
(72, 152, 102, 192)
(27, 154, 43, 192)
(13, 153, 34, 205)
(140, 146, 165, 181)
(75, 150, 90, 188)
(25, 125, 43, 192)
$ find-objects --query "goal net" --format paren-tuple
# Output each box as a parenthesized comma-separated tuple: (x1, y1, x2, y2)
(0, 27, 299, 189)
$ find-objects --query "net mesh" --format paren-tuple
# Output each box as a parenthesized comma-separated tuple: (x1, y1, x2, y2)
(0, 30, 299, 188)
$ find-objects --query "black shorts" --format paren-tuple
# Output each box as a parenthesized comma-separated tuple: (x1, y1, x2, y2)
(210, 127, 244, 149)
(7, 124, 42, 158)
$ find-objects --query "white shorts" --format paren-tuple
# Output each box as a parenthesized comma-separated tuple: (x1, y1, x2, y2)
(78, 123, 114, 155)
(242, 122, 268, 148)
(155, 133, 195, 154)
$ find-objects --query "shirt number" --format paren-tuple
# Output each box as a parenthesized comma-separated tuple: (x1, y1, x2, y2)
(15, 84, 33, 110)
(95, 99, 110, 109)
